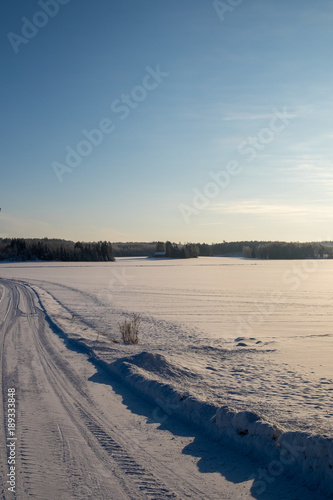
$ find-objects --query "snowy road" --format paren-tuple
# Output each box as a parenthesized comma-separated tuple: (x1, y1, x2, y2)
(0, 279, 328, 499)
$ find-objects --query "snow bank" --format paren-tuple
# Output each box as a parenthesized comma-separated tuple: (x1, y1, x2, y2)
(30, 283, 333, 497)
(99, 352, 332, 496)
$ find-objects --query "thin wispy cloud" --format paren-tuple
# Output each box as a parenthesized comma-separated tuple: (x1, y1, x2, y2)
(222, 105, 310, 122)
(209, 201, 333, 218)
(286, 164, 323, 172)
(279, 164, 333, 187)
(223, 112, 296, 121)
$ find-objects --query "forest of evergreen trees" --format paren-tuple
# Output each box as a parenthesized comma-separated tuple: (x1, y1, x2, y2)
(112, 242, 157, 257)
(241, 241, 333, 259)
(116, 240, 333, 260)
(0, 238, 115, 262)
(0, 238, 332, 262)
(155, 241, 200, 259)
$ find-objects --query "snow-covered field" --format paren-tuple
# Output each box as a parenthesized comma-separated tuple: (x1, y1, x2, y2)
(1, 257, 332, 496)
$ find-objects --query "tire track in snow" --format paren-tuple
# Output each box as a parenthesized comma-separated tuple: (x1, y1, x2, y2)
(0, 280, 121, 499)
(75, 404, 177, 500)
(0, 281, 21, 500)
(6, 280, 180, 499)
(3, 282, 73, 499)
(26, 293, 179, 499)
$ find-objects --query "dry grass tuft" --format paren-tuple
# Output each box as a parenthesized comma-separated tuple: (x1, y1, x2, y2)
(119, 314, 141, 344)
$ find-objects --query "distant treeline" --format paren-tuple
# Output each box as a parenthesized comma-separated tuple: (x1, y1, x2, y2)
(241, 241, 333, 259)
(0, 238, 115, 262)
(1, 238, 332, 262)
(156, 240, 333, 259)
(112, 242, 201, 258)
(155, 241, 200, 259)
(112, 242, 157, 257)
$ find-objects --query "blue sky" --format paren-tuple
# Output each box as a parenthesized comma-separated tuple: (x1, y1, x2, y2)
(1, 0, 333, 243)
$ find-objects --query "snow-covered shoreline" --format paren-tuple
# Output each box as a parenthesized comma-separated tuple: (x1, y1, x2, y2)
(28, 281, 333, 497)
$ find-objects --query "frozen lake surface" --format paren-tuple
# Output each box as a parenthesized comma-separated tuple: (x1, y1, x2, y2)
(1, 257, 332, 437)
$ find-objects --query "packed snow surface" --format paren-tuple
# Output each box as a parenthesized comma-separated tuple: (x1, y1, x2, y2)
(1, 257, 332, 496)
